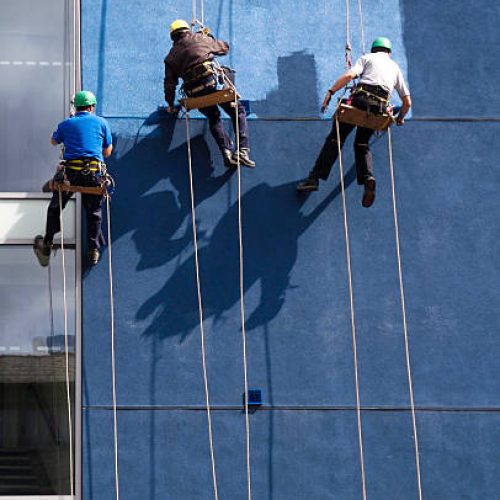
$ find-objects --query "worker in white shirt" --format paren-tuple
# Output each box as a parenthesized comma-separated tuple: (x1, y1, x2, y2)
(297, 37, 412, 208)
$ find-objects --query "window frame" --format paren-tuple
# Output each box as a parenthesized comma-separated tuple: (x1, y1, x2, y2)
(0, 192, 82, 499)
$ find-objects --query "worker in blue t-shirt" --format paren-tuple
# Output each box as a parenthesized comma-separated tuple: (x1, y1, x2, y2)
(34, 90, 113, 267)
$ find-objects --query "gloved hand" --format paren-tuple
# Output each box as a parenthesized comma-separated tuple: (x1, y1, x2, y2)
(395, 114, 405, 126)
(321, 91, 333, 113)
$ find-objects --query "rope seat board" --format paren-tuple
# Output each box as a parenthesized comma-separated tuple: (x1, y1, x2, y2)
(48, 180, 107, 195)
(181, 87, 238, 111)
(335, 103, 394, 131)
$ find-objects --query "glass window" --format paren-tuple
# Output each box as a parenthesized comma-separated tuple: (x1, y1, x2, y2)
(0, 197, 76, 244)
(0, 0, 76, 192)
(0, 246, 75, 495)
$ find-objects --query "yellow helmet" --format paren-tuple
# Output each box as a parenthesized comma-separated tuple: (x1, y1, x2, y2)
(170, 19, 190, 36)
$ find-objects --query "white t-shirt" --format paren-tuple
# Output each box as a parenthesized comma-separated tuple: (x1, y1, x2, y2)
(351, 52, 410, 98)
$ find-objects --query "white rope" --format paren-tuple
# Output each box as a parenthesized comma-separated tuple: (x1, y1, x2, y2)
(106, 193, 120, 500)
(387, 128, 423, 500)
(73, 0, 77, 95)
(234, 91, 253, 500)
(357, 0, 366, 54)
(192, 0, 197, 26)
(184, 111, 219, 500)
(334, 117, 367, 500)
(58, 189, 74, 498)
(345, 0, 350, 49)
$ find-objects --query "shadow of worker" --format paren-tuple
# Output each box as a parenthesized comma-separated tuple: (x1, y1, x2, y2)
(105, 111, 232, 271)
(136, 175, 355, 341)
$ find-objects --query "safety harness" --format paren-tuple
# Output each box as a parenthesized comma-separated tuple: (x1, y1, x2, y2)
(349, 83, 390, 115)
(49, 158, 115, 195)
(181, 60, 235, 97)
(63, 158, 106, 173)
(182, 61, 219, 95)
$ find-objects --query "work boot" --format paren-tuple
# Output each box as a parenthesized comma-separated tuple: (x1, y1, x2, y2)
(33, 235, 52, 267)
(222, 148, 237, 168)
(232, 148, 256, 168)
(88, 249, 100, 266)
(296, 176, 319, 192)
(362, 177, 376, 208)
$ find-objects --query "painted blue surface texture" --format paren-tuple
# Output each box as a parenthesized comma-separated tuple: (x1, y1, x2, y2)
(81, 0, 500, 498)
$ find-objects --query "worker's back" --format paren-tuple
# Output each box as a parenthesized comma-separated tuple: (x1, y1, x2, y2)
(165, 32, 229, 79)
(53, 111, 111, 161)
(353, 52, 408, 98)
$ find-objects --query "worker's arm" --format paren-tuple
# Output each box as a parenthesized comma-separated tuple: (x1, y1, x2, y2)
(395, 95, 411, 125)
(321, 69, 357, 113)
(103, 144, 113, 158)
(164, 60, 179, 111)
(207, 34, 229, 56)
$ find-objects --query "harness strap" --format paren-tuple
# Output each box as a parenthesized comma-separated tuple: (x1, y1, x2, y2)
(183, 60, 216, 83)
(65, 165, 101, 172)
(353, 85, 390, 103)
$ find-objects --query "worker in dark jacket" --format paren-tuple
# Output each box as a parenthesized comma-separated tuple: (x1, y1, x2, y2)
(164, 19, 255, 168)
(297, 37, 411, 207)
(33, 90, 113, 267)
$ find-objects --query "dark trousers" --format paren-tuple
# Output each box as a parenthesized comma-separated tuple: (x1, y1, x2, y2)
(195, 88, 250, 150)
(44, 171, 103, 250)
(310, 121, 375, 185)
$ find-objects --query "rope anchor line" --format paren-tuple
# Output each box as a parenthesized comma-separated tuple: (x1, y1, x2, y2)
(58, 189, 74, 499)
(334, 117, 367, 500)
(387, 129, 423, 500)
(106, 193, 121, 500)
(182, 81, 252, 500)
(184, 111, 220, 500)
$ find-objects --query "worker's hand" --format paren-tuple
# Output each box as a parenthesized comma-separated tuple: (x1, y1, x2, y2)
(395, 114, 405, 126)
(166, 105, 178, 114)
(321, 92, 333, 113)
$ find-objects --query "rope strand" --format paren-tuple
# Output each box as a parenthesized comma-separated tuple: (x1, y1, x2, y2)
(345, 0, 352, 68)
(58, 189, 74, 498)
(387, 128, 423, 500)
(234, 92, 253, 500)
(184, 111, 219, 500)
(334, 117, 367, 500)
(357, 0, 366, 54)
(106, 193, 120, 500)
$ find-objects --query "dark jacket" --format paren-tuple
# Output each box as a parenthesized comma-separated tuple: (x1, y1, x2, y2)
(164, 32, 229, 106)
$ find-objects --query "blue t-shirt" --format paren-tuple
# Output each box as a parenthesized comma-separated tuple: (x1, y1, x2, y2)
(52, 112, 112, 161)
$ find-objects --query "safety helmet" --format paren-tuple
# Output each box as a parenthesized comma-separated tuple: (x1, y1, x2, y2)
(73, 90, 97, 107)
(371, 37, 392, 52)
(170, 19, 190, 36)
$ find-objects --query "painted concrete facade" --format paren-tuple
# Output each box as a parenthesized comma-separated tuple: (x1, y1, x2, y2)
(82, 1, 500, 498)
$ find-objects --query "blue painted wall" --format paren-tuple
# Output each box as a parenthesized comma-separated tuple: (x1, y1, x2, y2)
(81, 1, 500, 498)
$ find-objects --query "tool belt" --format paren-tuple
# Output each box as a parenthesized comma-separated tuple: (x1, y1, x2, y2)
(352, 83, 390, 102)
(350, 83, 390, 115)
(182, 61, 218, 94)
(182, 61, 236, 97)
(62, 158, 106, 174)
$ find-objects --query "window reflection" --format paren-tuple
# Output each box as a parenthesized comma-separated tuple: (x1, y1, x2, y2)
(0, 0, 75, 191)
(0, 247, 75, 495)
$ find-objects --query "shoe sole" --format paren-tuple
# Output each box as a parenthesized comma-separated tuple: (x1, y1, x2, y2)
(33, 235, 50, 267)
(362, 178, 376, 207)
(232, 155, 256, 168)
(236, 161, 256, 168)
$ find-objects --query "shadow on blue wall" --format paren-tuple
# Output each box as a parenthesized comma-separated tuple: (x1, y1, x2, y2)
(103, 51, 362, 340)
(111, 116, 233, 270)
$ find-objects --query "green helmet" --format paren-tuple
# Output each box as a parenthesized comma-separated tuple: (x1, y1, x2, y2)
(73, 90, 97, 107)
(371, 37, 392, 52)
